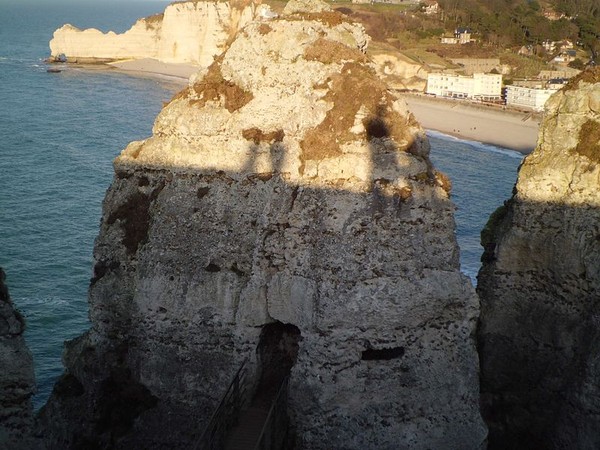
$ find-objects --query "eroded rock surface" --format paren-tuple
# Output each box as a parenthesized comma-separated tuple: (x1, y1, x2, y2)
(370, 50, 428, 91)
(42, 6, 485, 449)
(0, 268, 39, 449)
(478, 68, 600, 448)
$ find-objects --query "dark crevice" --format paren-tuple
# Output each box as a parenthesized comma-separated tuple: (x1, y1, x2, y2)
(362, 346, 405, 361)
(230, 263, 245, 277)
(205, 263, 221, 272)
(254, 322, 301, 406)
(197, 186, 210, 199)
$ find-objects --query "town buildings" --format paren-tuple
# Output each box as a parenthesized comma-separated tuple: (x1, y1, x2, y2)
(426, 72, 502, 101)
(504, 85, 556, 111)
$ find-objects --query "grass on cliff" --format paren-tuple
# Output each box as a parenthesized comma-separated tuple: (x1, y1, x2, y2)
(300, 56, 417, 171)
(563, 67, 600, 91)
(572, 120, 600, 163)
(172, 55, 253, 113)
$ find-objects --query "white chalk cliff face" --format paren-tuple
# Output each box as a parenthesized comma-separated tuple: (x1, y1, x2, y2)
(370, 50, 428, 91)
(41, 4, 486, 449)
(478, 70, 600, 449)
(49, 0, 260, 66)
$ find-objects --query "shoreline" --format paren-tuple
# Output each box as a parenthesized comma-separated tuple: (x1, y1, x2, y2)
(399, 93, 540, 154)
(49, 58, 197, 85)
(107, 58, 199, 83)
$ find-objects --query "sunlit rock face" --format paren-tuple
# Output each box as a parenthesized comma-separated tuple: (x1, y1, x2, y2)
(41, 4, 486, 449)
(370, 51, 428, 91)
(49, 1, 260, 66)
(0, 268, 38, 450)
(478, 69, 600, 449)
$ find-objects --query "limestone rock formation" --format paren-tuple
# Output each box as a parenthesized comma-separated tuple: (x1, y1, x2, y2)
(49, 0, 263, 66)
(41, 6, 486, 449)
(478, 69, 600, 448)
(370, 50, 428, 91)
(0, 268, 39, 449)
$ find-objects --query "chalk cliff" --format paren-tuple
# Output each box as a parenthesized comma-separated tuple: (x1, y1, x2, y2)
(370, 49, 428, 91)
(49, 0, 262, 66)
(41, 3, 486, 449)
(478, 69, 600, 448)
(0, 268, 39, 449)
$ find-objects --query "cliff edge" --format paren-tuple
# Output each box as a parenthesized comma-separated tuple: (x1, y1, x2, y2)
(41, 2, 486, 448)
(478, 68, 600, 448)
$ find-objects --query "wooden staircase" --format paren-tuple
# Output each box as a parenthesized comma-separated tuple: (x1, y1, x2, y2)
(224, 405, 270, 450)
(196, 360, 290, 450)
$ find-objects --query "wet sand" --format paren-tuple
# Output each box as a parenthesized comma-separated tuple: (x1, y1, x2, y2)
(108, 58, 199, 83)
(400, 94, 541, 154)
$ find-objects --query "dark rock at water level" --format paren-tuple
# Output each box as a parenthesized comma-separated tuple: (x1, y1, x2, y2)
(0, 267, 40, 449)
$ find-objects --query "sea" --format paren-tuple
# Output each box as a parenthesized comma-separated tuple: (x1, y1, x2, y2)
(0, 1, 523, 410)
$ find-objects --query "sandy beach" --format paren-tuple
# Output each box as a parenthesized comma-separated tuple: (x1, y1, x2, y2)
(400, 94, 540, 153)
(108, 58, 199, 84)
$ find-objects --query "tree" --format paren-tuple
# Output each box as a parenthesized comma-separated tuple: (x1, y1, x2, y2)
(568, 58, 586, 69)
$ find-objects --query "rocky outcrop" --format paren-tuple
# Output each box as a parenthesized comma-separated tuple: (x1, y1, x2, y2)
(370, 50, 428, 91)
(41, 4, 486, 449)
(478, 69, 600, 448)
(0, 268, 39, 449)
(49, 0, 263, 66)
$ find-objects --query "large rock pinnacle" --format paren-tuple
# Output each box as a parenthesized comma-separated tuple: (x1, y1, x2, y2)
(478, 68, 600, 449)
(40, 4, 486, 449)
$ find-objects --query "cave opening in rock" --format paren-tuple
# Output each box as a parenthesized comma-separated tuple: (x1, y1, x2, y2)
(254, 321, 301, 404)
(361, 346, 405, 361)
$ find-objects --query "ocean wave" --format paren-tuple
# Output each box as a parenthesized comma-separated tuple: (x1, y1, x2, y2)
(426, 130, 525, 160)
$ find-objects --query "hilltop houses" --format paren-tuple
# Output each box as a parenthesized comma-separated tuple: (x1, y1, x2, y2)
(542, 39, 574, 53)
(441, 27, 474, 44)
(552, 49, 577, 64)
(421, 0, 439, 15)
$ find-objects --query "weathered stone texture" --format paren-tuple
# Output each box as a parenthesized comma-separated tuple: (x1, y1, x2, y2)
(41, 7, 485, 449)
(0, 268, 39, 449)
(478, 68, 600, 449)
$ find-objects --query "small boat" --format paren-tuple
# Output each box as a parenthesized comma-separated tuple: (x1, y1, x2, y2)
(47, 68, 62, 73)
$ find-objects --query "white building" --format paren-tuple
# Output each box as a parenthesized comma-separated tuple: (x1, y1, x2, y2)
(421, 0, 439, 15)
(426, 73, 503, 100)
(440, 28, 473, 45)
(505, 85, 555, 111)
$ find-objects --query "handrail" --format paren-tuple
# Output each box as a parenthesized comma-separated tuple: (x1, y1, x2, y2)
(253, 375, 290, 450)
(195, 358, 249, 450)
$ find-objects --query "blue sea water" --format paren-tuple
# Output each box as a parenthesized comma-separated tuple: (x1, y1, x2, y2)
(427, 131, 524, 280)
(0, 0, 178, 409)
(0, 1, 523, 410)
